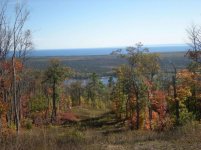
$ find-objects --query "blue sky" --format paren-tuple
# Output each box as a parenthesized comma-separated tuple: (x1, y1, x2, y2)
(8, 0, 201, 49)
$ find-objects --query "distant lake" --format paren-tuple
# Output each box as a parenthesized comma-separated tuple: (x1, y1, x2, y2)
(30, 45, 189, 57)
(65, 76, 117, 86)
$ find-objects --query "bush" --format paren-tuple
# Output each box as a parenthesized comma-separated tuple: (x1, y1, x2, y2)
(179, 108, 194, 125)
(29, 95, 48, 113)
(21, 118, 33, 130)
(94, 99, 106, 109)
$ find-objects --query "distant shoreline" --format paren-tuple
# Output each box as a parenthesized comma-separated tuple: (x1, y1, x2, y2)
(29, 45, 189, 57)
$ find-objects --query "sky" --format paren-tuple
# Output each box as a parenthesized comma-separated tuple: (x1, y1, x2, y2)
(7, 0, 201, 49)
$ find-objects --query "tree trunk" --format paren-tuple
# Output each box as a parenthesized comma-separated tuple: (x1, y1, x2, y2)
(148, 107, 152, 130)
(172, 75, 179, 124)
(136, 92, 140, 130)
(147, 89, 152, 130)
(12, 58, 19, 133)
(126, 94, 130, 119)
(51, 80, 57, 123)
(78, 88, 81, 106)
(0, 116, 2, 133)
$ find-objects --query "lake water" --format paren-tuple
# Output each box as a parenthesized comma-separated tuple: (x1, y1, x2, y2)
(30, 45, 189, 57)
(65, 76, 117, 86)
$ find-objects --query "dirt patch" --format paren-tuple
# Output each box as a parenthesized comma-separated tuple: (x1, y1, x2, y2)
(59, 112, 80, 122)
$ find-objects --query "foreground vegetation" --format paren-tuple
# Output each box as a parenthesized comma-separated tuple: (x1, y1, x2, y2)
(0, 108, 200, 150)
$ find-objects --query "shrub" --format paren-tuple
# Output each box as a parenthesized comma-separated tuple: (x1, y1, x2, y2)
(29, 95, 48, 113)
(179, 108, 194, 125)
(94, 99, 106, 109)
(21, 118, 33, 130)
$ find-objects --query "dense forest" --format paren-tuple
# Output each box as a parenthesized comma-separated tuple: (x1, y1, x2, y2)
(0, 1, 201, 150)
(25, 51, 190, 77)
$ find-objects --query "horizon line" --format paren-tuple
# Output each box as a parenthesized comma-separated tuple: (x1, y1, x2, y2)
(34, 43, 188, 51)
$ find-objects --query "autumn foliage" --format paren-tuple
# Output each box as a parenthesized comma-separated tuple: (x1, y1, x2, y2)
(110, 43, 201, 131)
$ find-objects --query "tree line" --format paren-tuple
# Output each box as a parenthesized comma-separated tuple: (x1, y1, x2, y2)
(110, 41, 201, 131)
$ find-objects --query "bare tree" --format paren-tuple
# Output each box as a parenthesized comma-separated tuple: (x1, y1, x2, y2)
(186, 24, 201, 63)
(0, 1, 12, 61)
(11, 2, 32, 133)
(0, 0, 32, 133)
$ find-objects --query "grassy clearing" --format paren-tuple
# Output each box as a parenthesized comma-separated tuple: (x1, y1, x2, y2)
(71, 106, 110, 120)
(0, 122, 200, 150)
(0, 109, 200, 150)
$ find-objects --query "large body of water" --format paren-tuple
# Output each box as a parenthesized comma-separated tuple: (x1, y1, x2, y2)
(30, 45, 189, 57)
